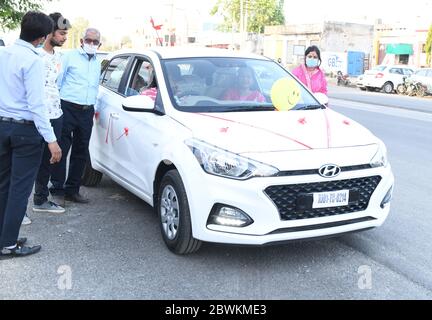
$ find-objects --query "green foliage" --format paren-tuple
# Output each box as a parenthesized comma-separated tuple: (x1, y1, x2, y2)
(210, 0, 285, 34)
(425, 24, 432, 66)
(0, 0, 51, 30)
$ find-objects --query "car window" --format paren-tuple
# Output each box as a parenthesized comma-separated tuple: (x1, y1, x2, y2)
(389, 68, 403, 75)
(374, 66, 387, 72)
(402, 69, 414, 75)
(101, 56, 130, 93)
(162, 57, 318, 113)
(416, 69, 428, 77)
(125, 59, 157, 98)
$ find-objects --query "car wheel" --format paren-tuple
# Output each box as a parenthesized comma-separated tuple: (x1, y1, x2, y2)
(382, 82, 394, 94)
(157, 170, 202, 255)
(359, 87, 366, 91)
(81, 156, 103, 187)
(396, 84, 406, 95)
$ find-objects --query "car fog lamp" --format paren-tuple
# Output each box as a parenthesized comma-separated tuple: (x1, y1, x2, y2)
(380, 186, 393, 209)
(208, 205, 254, 228)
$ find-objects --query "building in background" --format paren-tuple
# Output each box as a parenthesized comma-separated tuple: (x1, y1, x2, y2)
(263, 21, 374, 73)
(372, 19, 430, 68)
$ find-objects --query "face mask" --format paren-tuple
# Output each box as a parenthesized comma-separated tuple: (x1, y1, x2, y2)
(83, 43, 98, 55)
(306, 57, 319, 68)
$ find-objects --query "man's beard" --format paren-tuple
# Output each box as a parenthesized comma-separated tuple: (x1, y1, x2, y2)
(50, 39, 63, 47)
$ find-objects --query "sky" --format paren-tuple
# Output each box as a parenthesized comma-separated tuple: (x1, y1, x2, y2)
(2, 0, 431, 45)
(41, 0, 432, 25)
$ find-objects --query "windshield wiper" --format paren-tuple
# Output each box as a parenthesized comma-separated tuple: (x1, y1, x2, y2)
(223, 105, 276, 112)
(296, 104, 326, 110)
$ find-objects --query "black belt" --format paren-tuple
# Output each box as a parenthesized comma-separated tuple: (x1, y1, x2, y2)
(0, 116, 34, 125)
(68, 103, 94, 111)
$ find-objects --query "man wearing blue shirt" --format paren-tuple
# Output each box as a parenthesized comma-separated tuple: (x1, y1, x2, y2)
(0, 11, 62, 259)
(50, 28, 102, 204)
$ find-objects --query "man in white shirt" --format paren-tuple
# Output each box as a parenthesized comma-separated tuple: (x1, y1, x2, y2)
(32, 12, 71, 215)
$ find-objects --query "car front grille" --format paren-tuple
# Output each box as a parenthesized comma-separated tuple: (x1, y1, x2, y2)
(264, 176, 382, 221)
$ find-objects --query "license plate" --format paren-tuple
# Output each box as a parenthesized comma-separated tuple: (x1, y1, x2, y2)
(312, 190, 350, 209)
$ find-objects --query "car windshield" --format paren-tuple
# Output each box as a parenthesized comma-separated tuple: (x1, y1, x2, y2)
(161, 57, 320, 113)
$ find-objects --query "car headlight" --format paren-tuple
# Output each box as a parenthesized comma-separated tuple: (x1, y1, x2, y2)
(370, 143, 389, 168)
(185, 139, 279, 180)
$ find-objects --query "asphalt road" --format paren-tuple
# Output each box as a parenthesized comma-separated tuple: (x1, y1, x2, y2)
(1, 85, 432, 300)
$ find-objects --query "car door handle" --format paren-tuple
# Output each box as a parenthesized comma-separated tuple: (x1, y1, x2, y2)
(110, 113, 120, 120)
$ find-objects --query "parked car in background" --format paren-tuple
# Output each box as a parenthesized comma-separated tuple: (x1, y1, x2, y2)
(359, 65, 415, 93)
(83, 48, 394, 255)
(409, 68, 432, 95)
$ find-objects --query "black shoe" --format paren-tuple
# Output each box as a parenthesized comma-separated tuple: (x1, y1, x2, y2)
(0, 244, 41, 259)
(65, 193, 90, 204)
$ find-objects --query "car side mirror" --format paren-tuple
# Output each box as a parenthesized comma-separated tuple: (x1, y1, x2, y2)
(122, 95, 157, 113)
(314, 92, 329, 106)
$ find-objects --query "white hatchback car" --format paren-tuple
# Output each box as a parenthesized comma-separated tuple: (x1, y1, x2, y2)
(84, 48, 394, 254)
(360, 65, 415, 93)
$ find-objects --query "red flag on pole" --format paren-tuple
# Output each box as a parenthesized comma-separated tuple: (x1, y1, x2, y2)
(150, 17, 163, 30)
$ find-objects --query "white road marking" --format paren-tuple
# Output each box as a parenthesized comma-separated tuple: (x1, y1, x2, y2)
(330, 98, 432, 123)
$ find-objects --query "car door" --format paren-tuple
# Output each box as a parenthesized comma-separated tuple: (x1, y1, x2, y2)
(93, 55, 132, 174)
(108, 56, 166, 199)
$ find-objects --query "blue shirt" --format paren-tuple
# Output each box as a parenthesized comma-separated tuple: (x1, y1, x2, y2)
(0, 39, 56, 143)
(58, 47, 101, 106)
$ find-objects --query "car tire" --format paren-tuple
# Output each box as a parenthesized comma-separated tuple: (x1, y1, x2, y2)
(382, 82, 394, 94)
(157, 170, 202, 255)
(396, 84, 406, 95)
(81, 156, 103, 187)
(359, 87, 366, 91)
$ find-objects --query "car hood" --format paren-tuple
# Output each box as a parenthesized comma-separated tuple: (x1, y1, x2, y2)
(173, 108, 378, 153)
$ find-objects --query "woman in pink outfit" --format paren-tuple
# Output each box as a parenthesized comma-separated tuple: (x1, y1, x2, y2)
(292, 45, 328, 96)
(223, 67, 265, 102)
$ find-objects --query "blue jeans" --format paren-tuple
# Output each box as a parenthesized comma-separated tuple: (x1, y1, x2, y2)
(0, 122, 43, 247)
(33, 116, 63, 205)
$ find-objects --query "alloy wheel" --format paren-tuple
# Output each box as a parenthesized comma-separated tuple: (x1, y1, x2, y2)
(160, 185, 180, 240)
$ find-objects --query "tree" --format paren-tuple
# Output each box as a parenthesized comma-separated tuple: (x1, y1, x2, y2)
(0, 0, 51, 30)
(426, 24, 432, 67)
(63, 17, 89, 49)
(210, 0, 285, 34)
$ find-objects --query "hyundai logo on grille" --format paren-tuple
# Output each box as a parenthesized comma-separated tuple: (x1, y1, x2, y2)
(318, 164, 341, 178)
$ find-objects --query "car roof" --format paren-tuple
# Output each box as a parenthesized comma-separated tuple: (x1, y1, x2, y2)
(107, 47, 270, 61)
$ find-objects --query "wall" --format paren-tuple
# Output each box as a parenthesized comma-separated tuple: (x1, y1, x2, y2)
(263, 22, 373, 70)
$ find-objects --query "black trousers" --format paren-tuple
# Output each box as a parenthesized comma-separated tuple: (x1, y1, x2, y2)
(0, 121, 43, 248)
(50, 100, 94, 196)
(33, 116, 63, 205)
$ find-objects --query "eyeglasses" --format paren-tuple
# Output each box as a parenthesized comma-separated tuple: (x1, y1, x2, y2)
(84, 38, 100, 45)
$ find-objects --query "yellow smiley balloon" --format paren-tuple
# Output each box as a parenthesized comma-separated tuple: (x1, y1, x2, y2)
(271, 78, 301, 111)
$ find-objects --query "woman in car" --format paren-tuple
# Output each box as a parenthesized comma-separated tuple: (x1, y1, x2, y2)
(292, 45, 328, 95)
(223, 67, 265, 102)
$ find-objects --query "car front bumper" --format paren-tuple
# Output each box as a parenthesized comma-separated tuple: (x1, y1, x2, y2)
(182, 165, 394, 245)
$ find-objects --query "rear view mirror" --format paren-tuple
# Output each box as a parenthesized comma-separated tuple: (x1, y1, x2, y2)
(314, 92, 329, 106)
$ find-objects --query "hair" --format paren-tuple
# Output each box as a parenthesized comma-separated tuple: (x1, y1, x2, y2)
(82, 28, 101, 40)
(19, 11, 54, 42)
(304, 45, 322, 66)
(49, 12, 71, 32)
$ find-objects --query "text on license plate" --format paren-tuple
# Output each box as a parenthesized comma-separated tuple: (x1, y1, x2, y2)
(312, 190, 350, 209)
